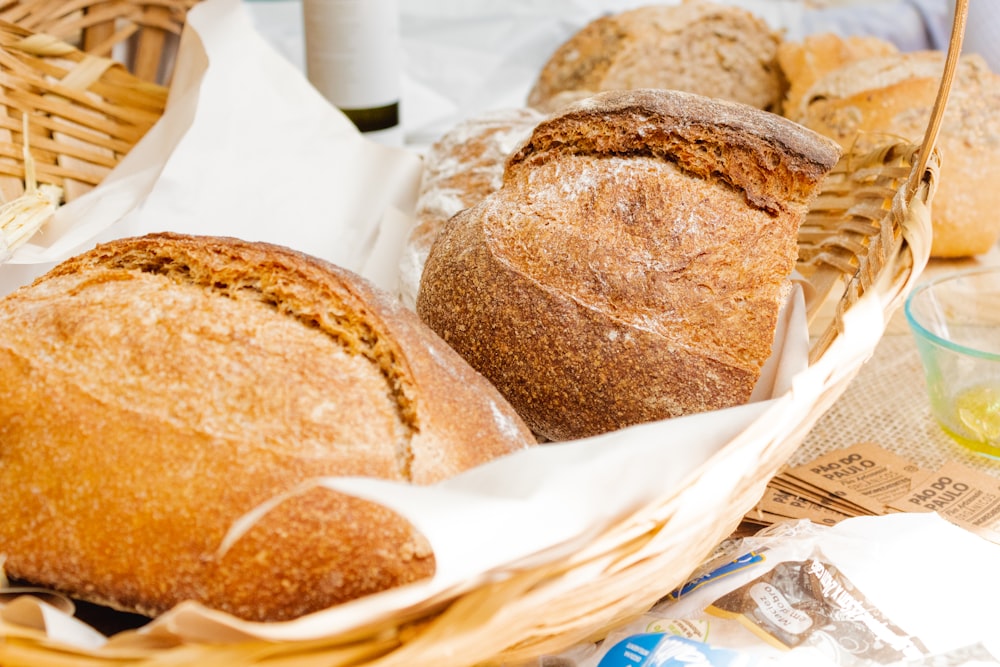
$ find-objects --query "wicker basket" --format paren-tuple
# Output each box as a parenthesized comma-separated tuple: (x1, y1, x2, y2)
(0, 0, 198, 83)
(0, 17, 167, 205)
(0, 1, 969, 665)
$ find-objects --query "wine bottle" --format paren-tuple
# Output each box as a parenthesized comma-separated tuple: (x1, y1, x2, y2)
(303, 0, 403, 146)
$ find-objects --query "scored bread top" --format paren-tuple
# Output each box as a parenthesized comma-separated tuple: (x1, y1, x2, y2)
(777, 32, 900, 121)
(38, 232, 533, 479)
(508, 89, 841, 214)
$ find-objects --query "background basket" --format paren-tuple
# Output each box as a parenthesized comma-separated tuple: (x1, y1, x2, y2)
(0, 0, 198, 83)
(0, 17, 168, 205)
(0, 1, 968, 665)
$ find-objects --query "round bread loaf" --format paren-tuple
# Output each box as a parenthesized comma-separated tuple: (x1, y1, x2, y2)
(416, 89, 840, 441)
(526, 1, 784, 114)
(792, 50, 1000, 258)
(0, 233, 534, 622)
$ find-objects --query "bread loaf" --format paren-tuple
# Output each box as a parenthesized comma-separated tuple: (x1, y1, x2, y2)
(527, 1, 784, 114)
(416, 89, 840, 441)
(777, 32, 899, 120)
(0, 233, 534, 622)
(399, 107, 542, 307)
(793, 50, 1000, 258)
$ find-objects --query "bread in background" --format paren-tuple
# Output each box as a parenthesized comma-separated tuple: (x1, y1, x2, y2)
(399, 107, 542, 308)
(417, 89, 841, 441)
(778, 32, 899, 121)
(526, 1, 784, 114)
(794, 50, 1000, 258)
(0, 233, 535, 622)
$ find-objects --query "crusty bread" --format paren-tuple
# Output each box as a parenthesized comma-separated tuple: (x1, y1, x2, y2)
(399, 107, 542, 307)
(527, 1, 785, 114)
(416, 89, 840, 441)
(777, 32, 899, 121)
(0, 233, 534, 622)
(795, 50, 1000, 258)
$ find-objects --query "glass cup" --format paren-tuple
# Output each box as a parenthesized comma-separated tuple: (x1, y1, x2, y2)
(905, 266, 1000, 458)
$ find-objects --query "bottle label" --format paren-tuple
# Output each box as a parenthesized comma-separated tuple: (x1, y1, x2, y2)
(303, 0, 401, 111)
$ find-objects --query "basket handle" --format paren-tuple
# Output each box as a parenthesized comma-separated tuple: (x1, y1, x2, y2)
(907, 0, 968, 199)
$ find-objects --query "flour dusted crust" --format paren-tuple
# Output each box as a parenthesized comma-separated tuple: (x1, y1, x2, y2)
(527, 1, 784, 114)
(399, 107, 542, 307)
(797, 51, 1000, 258)
(417, 89, 840, 441)
(0, 233, 534, 622)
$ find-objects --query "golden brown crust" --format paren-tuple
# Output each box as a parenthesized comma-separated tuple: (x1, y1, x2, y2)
(527, 1, 785, 114)
(777, 32, 899, 122)
(417, 89, 840, 441)
(527, 14, 626, 110)
(0, 233, 534, 621)
(796, 51, 1000, 257)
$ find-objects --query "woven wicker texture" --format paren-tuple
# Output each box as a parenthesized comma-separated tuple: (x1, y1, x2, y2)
(0, 19, 167, 203)
(0, 0, 199, 82)
(0, 1, 974, 666)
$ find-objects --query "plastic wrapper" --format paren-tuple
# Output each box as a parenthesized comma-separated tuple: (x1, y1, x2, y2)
(549, 513, 1000, 666)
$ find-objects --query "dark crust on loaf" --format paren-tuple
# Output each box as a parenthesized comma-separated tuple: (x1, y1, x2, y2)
(418, 200, 764, 439)
(509, 89, 841, 215)
(0, 233, 534, 621)
(418, 89, 839, 440)
(399, 107, 542, 307)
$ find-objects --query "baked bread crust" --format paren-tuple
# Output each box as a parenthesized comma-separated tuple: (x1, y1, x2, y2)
(0, 233, 534, 621)
(527, 1, 784, 114)
(796, 51, 1000, 257)
(417, 89, 840, 441)
(777, 32, 899, 122)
